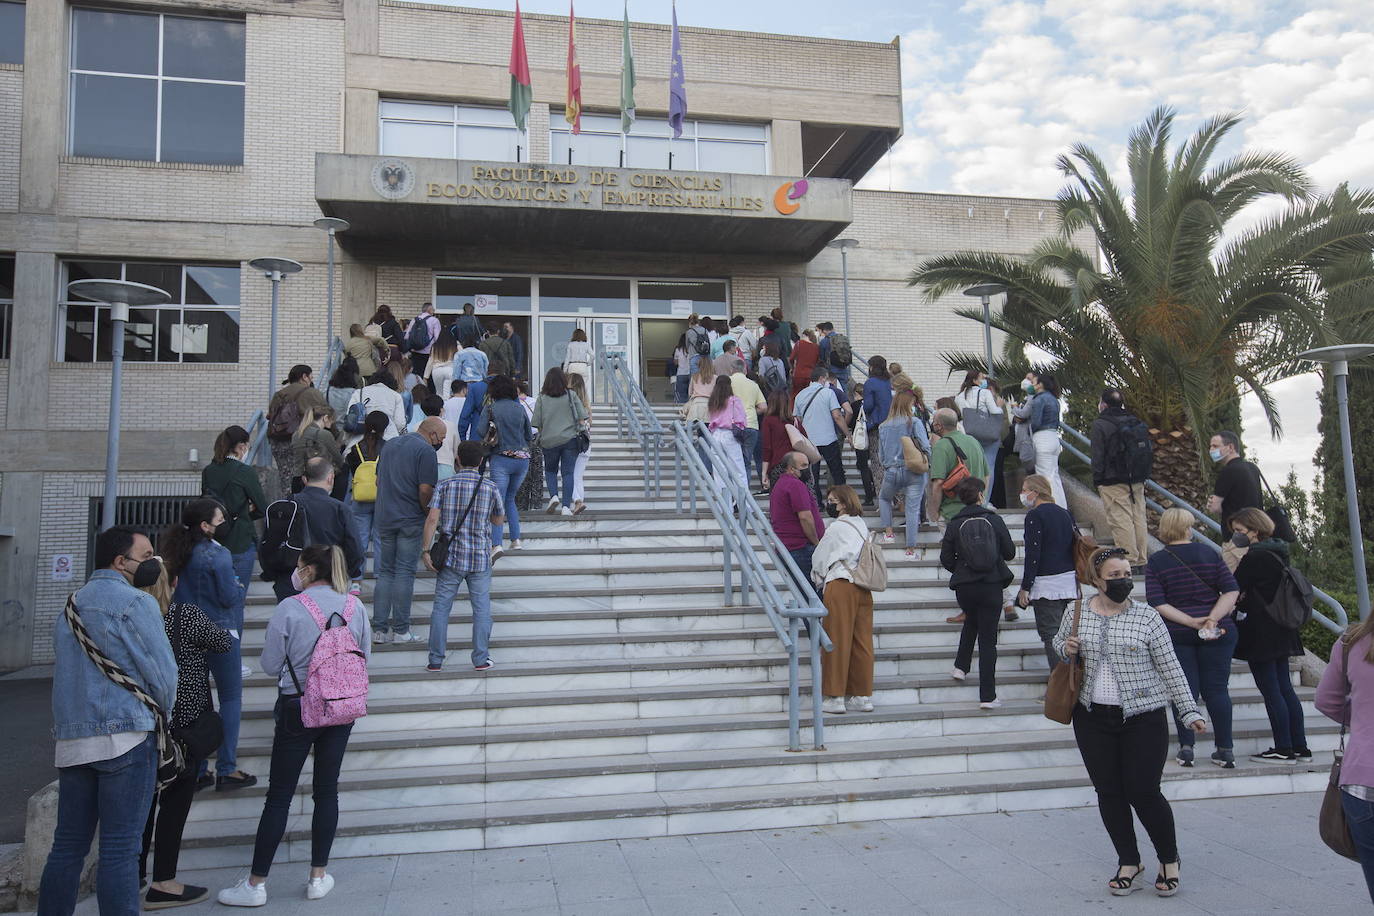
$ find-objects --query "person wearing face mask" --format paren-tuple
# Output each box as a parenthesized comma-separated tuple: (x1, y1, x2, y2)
(811, 485, 875, 714)
(770, 451, 826, 593)
(1026, 372, 1068, 508)
(202, 424, 268, 669)
(39, 528, 177, 916)
(370, 417, 445, 644)
(1205, 430, 1263, 572)
(217, 545, 371, 908)
(1015, 474, 1077, 673)
(164, 498, 258, 793)
(954, 369, 1005, 482)
(1055, 547, 1207, 898)
(1230, 508, 1310, 764)
(271, 458, 364, 601)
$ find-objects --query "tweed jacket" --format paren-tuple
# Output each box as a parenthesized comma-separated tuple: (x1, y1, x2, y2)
(1053, 596, 1203, 725)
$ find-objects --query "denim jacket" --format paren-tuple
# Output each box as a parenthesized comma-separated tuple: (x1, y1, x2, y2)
(53, 571, 178, 740)
(1028, 390, 1061, 432)
(475, 398, 533, 454)
(172, 539, 242, 630)
(877, 415, 929, 471)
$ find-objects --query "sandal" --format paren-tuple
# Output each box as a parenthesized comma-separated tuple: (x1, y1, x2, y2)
(1108, 865, 1145, 896)
(1155, 861, 1180, 897)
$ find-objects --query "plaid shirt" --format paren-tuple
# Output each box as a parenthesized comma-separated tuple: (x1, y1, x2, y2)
(433, 470, 501, 574)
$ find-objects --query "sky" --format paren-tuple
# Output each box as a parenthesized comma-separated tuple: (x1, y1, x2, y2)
(440, 1, 1374, 488)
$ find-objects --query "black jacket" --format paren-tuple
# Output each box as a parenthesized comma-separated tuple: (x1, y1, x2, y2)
(1234, 539, 1303, 662)
(1089, 406, 1139, 487)
(940, 504, 1016, 589)
(287, 486, 364, 580)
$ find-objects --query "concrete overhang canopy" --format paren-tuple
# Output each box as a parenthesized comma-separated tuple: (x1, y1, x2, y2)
(315, 155, 852, 261)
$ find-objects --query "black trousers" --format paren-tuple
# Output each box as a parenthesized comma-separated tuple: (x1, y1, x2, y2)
(140, 756, 202, 883)
(854, 446, 875, 502)
(953, 583, 1002, 702)
(811, 440, 846, 503)
(1072, 704, 1178, 867)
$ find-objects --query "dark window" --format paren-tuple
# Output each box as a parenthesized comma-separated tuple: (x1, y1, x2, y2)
(60, 259, 241, 364)
(0, 2, 25, 65)
(0, 254, 13, 358)
(69, 8, 246, 165)
(539, 277, 632, 315)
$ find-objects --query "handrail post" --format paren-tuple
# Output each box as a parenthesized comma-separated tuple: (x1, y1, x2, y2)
(787, 616, 802, 752)
(810, 620, 825, 749)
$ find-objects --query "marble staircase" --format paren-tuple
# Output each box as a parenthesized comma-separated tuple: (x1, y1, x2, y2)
(178, 407, 1330, 867)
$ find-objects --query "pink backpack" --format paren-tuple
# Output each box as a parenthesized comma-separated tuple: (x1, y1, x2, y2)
(291, 593, 369, 728)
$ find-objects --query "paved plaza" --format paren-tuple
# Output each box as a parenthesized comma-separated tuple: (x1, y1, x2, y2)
(24, 792, 1363, 915)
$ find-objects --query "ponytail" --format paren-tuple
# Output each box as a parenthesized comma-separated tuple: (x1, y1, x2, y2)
(213, 425, 250, 463)
(299, 544, 349, 594)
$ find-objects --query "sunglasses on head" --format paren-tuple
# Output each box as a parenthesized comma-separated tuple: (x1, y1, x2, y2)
(1092, 547, 1128, 569)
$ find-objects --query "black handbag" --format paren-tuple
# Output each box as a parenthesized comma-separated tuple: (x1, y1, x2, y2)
(168, 604, 224, 761)
(429, 478, 483, 572)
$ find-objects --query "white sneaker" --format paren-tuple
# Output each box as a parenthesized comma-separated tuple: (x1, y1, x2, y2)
(979, 699, 1003, 710)
(546, 497, 560, 514)
(371, 630, 391, 645)
(217, 878, 267, 907)
(881, 533, 895, 544)
(561, 506, 574, 517)
(511, 540, 524, 550)
(846, 695, 874, 712)
(821, 696, 847, 714)
(391, 632, 421, 644)
(491, 546, 505, 563)
(306, 874, 334, 900)
(950, 668, 967, 681)
(240, 665, 252, 679)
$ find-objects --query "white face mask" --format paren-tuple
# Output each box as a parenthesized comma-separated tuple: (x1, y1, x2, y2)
(291, 567, 308, 592)
(1019, 492, 1034, 509)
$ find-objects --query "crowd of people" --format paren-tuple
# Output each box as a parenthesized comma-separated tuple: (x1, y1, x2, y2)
(34, 304, 1366, 912)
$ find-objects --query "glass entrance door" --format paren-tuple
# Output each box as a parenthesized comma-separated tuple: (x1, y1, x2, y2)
(536, 316, 636, 404)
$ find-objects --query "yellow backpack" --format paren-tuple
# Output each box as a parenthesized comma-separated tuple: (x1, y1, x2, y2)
(351, 444, 378, 503)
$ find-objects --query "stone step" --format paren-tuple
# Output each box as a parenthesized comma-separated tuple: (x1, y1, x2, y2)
(175, 751, 1329, 867)
(191, 711, 1333, 825)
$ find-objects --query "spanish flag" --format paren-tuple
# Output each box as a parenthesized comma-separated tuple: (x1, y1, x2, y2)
(508, 1, 532, 134)
(565, 2, 582, 134)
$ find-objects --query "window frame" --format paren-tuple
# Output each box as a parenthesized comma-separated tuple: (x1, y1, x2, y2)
(378, 100, 525, 162)
(57, 259, 242, 365)
(0, 1, 24, 66)
(550, 114, 770, 174)
(67, 7, 246, 164)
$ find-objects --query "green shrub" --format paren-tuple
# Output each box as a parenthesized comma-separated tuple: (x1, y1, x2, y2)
(1302, 590, 1360, 661)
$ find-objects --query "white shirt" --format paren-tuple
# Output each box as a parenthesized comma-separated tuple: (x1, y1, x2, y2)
(731, 327, 757, 359)
(436, 419, 459, 467)
(564, 340, 593, 369)
(954, 387, 1003, 415)
(442, 395, 466, 428)
(344, 383, 406, 448)
(811, 516, 869, 586)
(1030, 569, 1078, 602)
(1091, 647, 1122, 705)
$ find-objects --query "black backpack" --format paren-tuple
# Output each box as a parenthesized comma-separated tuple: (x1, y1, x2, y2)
(258, 497, 311, 580)
(406, 315, 432, 352)
(1105, 415, 1154, 483)
(762, 361, 787, 395)
(956, 514, 1000, 573)
(688, 326, 710, 357)
(1258, 557, 1314, 629)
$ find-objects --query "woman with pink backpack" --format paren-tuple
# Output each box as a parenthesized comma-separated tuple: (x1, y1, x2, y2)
(218, 545, 371, 908)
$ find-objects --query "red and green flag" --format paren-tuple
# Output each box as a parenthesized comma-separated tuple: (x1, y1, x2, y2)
(508, 1, 532, 134)
(566, 2, 583, 134)
(620, 1, 636, 133)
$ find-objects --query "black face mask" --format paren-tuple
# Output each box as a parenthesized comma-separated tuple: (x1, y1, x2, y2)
(1103, 578, 1134, 603)
(1230, 532, 1250, 548)
(126, 556, 162, 589)
(825, 504, 840, 519)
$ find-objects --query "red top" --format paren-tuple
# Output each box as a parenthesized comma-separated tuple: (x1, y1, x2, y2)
(790, 339, 819, 388)
(761, 415, 793, 473)
(769, 471, 824, 551)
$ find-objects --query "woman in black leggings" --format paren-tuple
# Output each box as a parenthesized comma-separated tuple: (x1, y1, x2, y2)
(1056, 548, 1207, 898)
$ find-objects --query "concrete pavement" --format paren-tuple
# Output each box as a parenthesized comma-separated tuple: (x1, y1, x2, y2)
(27, 791, 1369, 914)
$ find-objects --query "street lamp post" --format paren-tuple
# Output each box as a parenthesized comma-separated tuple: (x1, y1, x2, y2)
(248, 257, 304, 404)
(826, 238, 859, 336)
(963, 283, 1008, 377)
(1298, 343, 1374, 622)
(313, 217, 349, 369)
(68, 279, 173, 532)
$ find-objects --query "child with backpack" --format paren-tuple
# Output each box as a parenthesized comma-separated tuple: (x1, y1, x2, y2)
(217, 545, 370, 908)
(940, 476, 1017, 709)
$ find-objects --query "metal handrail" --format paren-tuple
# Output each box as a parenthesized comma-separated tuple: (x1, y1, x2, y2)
(596, 351, 665, 499)
(676, 418, 831, 751)
(1059, 424, 1348, 633)
(245, 409, 271, 469)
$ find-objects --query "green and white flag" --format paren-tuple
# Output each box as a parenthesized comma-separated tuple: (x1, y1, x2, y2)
(620, 1, 636, 133)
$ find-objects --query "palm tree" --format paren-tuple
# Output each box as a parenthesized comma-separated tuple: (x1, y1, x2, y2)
(909, 107, 1374, 503)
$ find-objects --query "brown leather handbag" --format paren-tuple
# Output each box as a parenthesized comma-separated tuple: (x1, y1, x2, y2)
(1320, 638, 1359, 860)
(1044, 598, 1084, 724)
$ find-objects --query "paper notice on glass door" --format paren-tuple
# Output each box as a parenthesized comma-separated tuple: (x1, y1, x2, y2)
(670, 299, 692, 316)
(474, 294, 498, 312)
(601, 324, 620, 346)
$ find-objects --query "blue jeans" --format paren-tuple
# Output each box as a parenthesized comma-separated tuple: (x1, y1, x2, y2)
(347, 497, 376, 578)
(879, 468, 926, 548)
(1342, 791, 1374, 904)
(39, 735, 156, 916)
(374, 524, 423, 635)
(542, 439, 579, 508)
(1249, 656, 1307, 751)
(250, 697, 352, 877)
(1171, 625, 1237, 749)
(230, 547, 255, 630)
(489, 454, 529, 546)
(736, 427, 760, 484)
(204, 638, 243, 777)
(674, 375, 690, 404)
(787, 544, 816, 597)
(429, 566, 493, 668)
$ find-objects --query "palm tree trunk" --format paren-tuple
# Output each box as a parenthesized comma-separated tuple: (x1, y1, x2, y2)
(1149, 427, 1209, 511)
